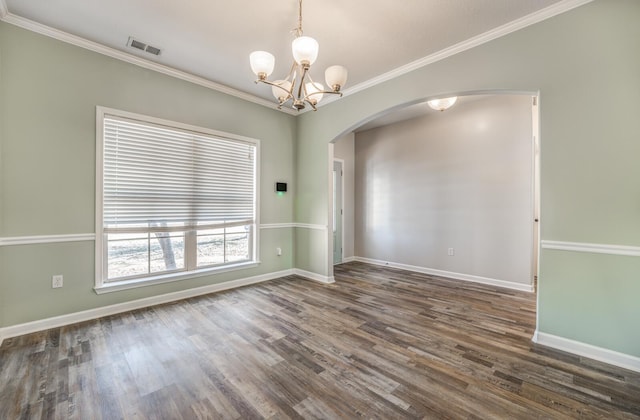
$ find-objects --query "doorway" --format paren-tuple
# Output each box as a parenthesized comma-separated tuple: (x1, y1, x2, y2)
(532, 95, 540, 284)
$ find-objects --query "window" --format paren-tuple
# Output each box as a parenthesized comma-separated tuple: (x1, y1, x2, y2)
(95, 107, 259, 290)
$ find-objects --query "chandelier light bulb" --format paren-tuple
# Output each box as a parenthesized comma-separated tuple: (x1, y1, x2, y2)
(271, 80, 292, 102)
(249, 51, 275, 79)
(292, 36, 319, 66)
(427, 97, 458, 111)
(325, 65, 348, 92)
(305, 82, 324, 104)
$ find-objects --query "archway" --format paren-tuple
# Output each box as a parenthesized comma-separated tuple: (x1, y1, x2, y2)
(327, 91, 540, 294)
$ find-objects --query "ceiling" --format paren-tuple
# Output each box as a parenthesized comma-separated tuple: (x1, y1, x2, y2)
(2, 0, 572, 113)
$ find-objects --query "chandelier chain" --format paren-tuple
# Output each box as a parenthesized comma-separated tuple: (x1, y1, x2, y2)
(294, 0, 304, 38)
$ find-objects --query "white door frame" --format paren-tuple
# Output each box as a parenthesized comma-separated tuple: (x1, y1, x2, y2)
(532, 95, 540, 288)
(333, 158, 345, 264)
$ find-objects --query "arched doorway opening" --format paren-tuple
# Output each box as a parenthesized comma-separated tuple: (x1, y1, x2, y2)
(327, 91, 540, 294)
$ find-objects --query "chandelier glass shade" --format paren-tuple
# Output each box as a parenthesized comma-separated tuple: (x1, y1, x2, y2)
(249, 0, 347, 111)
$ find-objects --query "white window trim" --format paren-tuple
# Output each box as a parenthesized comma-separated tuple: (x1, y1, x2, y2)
(95, 106, 261, 291)
(94, 261, 261, 294)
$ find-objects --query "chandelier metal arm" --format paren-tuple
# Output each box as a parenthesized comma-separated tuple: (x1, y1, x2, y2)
(301, 72, 343, 107)
(255, 66, 344, 111)
(306, 89, 344, 100)
(303, 89, 342, 111)
(254, 79, 291, 108)
(254, 61, 296, 87)
(254, 60, 300, 108)
(294, 64, 311, 108)
(255, 78, 290, 95)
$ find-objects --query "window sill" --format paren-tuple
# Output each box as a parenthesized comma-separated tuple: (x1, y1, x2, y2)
(94, 261, 260, 294)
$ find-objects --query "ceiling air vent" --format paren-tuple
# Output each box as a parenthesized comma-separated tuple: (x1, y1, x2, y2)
(145, 45, 161, 56)
(126, 37, 161, 56)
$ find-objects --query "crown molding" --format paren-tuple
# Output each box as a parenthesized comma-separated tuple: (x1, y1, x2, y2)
(1, 0, 593, 116)
(314, 0, 595, 112)
(0, 12, 298, 115)
(0, 0, 7, 18)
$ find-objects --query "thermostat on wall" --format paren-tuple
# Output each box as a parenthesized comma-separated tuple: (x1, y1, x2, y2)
(275, 182, 287, 192)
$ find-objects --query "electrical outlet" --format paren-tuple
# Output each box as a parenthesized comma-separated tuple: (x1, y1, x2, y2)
(52, 275, 63, 288)
(448, 248, 455, 256)
(276, 247, 282, 256)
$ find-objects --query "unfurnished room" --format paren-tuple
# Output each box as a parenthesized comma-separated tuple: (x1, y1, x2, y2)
(1, 0, 639, 418)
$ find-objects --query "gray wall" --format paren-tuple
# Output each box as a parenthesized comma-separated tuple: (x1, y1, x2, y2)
(333, 133, 355, 260)
(354, 95, 533, 286)
(0, 22, 296, 327)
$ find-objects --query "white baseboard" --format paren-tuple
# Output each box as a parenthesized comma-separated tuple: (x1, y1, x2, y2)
(354, 256, 533, 292)
(533, 330, 640, 373)
(335, 256, 357, 264)
(0, 267, 341, 346)
(0, 269, 295, 345)
(293, 268, 335, 284)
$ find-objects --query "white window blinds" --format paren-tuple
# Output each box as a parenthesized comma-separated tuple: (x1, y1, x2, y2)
(103, 116, 256, 232)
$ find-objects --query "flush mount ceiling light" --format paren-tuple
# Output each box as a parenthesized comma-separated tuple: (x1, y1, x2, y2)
(249, 0, 348, 111)
(428, 97, 458, 111)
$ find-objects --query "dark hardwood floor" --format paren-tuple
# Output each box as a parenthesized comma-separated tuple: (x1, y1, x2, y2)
(1, 261, 639, 419)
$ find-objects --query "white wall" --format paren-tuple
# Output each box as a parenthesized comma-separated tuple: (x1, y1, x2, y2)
(354, 95, 533, 286)
(333, 133, 355, 259)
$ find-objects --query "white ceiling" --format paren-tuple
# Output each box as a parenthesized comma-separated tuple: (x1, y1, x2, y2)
(3, 0, 573, 113)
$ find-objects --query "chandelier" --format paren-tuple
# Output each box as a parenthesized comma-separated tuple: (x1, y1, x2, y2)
(249, 0, 348, 111)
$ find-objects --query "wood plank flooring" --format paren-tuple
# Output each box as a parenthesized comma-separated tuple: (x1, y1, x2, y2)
(1, 261, 639, 419)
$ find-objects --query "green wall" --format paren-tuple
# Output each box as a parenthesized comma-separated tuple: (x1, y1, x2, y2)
(295, 0, 640, 356)
(0, 22, 296, 326)
(539, 249, 640, 355)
